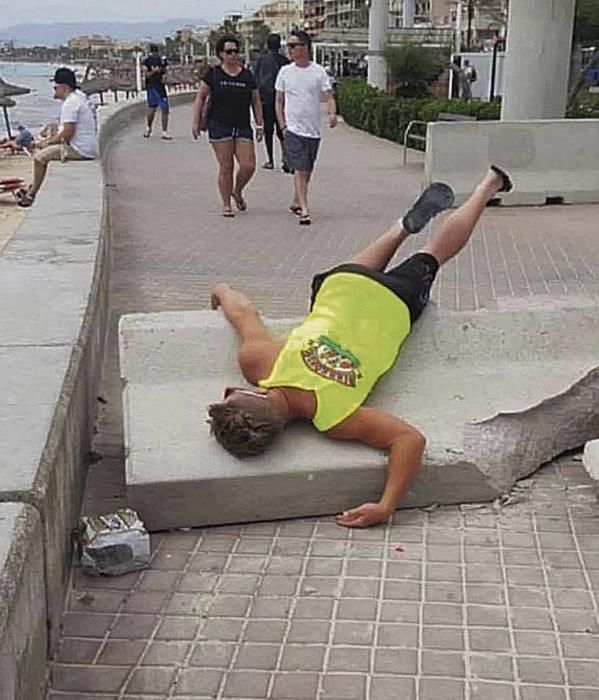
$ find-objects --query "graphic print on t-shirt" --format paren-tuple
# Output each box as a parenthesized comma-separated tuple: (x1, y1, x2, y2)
(301, 336, 362, 387)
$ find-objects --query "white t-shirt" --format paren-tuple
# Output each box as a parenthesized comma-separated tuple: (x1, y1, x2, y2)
(275, 62, 331, 138)
(59, 91, 97, 159)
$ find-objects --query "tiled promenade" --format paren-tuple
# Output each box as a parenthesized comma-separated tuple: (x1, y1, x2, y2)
(48, 104, 599, 699)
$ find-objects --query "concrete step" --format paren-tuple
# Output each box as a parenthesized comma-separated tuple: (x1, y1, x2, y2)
(119, 301, 599, 531)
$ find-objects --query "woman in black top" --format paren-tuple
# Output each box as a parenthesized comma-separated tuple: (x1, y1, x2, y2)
(192, 35, 264, 218)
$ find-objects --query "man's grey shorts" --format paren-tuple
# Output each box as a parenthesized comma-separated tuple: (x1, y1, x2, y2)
(283, 130, 321, 172)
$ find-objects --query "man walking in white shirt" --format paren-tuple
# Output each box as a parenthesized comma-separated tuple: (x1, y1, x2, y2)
(17, 68, 97, 208)
(275, 30, 337, 226)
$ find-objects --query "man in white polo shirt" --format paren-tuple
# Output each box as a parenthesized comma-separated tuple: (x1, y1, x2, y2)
(275, 30, 337, 226)
(17, 67, 97, 208)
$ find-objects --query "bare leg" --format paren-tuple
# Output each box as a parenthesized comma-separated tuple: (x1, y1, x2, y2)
(351, 221, 410, 271)
(30, 159, 49, 198)
(233, 141, 256, 207)
(295, 170, 312, 216)
(146, 107, 156, 131)
(421, 168, 503, 266)
(161, 109, 169, 133)
(211, 141, 236, 214)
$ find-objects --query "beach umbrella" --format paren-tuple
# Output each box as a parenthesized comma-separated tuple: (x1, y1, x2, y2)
(0, 96, 16, 139)
(0, 76, 31, 139)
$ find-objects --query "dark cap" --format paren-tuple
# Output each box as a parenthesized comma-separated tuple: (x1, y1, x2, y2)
(52, 67, 77, 89)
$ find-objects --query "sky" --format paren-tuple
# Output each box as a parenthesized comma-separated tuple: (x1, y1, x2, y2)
(0, 1, 254, 30)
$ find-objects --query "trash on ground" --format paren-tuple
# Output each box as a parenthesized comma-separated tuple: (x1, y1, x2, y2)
(78, 508, 150, 576)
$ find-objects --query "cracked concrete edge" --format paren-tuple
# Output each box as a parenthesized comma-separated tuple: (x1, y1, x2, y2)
(464, 366, 599, 493)
(0, 503, 47, 700)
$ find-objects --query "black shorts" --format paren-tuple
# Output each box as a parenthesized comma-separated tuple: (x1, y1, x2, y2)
(310, 253, 440, 324)
(283, 131, 320, 172)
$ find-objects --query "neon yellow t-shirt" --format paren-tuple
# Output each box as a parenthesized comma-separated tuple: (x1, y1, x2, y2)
(259, 272, 411, 430)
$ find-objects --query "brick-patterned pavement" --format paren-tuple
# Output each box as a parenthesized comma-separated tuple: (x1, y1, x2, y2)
(47, 105, 599, 699)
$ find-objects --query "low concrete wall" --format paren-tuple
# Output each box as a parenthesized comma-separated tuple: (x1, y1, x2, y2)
(0, 91, 194, 698)
(424, 119, 599, 206)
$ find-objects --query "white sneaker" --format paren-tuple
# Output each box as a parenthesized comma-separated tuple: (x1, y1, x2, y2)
(143, 127, 151, 138)
(161, 132, 173, 141)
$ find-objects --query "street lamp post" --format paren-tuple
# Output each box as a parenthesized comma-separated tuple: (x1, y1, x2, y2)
(367, 0, 388, 90)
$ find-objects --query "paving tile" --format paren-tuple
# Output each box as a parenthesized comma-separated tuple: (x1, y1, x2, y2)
(336, 598, 377, 620)
(376, 623, 418, 648)
(370, 676, 416, 700)
(141, 640, 189, 665)
(288, 619, 331, 644)
(470, 652, 514, 681)
(320, 673, 366, 699)
(520, 685, 566, 700)
(280, 644, 326, 671)
(51, 664, 129, 693)
(561, 632, 599, 658)
(125, 667, 176, 694)
(327, 645, 370, 672)
(340, 577, 380, 598)
(61, 612, 114, 638)
(422, 626, 464, 651)
(466, 585, 505, 606)
(518, 657, 565, 685)
(55, 639, 101, 664)
(234, 643, 280, 670)
(421, 650, 465, 677)
(174, 669, 223, 696)
(251, 597, 292, 618)
(379, 600, 419, 623)
(422, 603, 462, 626)
(96, 639, 146, 666)
(373, 647, 417, 674)
(222, 670, 270, 698)
(469, 628, 512, 653)
(154, 616, 199, 641)
(469, 681, 515, 700)
(122, 590, 170, 613)
(244, 619, 288, 643)
(293, 597, 335, 619)
(510, 607, 554, 630)
(271, 672, 319, 698)
(137, 570, 180, 591)
(566, 659, 599, 686)
(189, 641, 236, 668)
(513, 630, 559, 657)
(425, 582, 463, 604)
(67, 590, 127, 613)
(201, 618, 244, 642)
(419, 677, 465, 700)
(110, 614, 160, 639)
(467, 605, 508, 628)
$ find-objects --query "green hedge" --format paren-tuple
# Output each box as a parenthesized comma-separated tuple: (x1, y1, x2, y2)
(337, 78, 599, 148)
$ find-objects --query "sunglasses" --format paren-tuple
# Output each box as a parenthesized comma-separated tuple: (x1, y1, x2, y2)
(287, 42, 305, 49)
(224, 387, 268, 400)
(223, 48, 239, 55)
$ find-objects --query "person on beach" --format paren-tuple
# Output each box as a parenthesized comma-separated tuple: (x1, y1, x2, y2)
(252, 33, 290, 172)
(275, 29, 337, 226)
(0, 125, 34, 154)
(16, 68, 97, 208)
(191, 34, 264, 218)
(207, 166, 513, 527)
(143, 44, 172, 140)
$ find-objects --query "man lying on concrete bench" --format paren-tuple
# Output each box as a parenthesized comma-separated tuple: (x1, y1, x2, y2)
(208, 166, 513, 528)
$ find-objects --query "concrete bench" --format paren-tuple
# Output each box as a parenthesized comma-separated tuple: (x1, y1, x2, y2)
(403, 112, 477, 164)
(424, 118, 599, 205)
(120, 300, 599, 531)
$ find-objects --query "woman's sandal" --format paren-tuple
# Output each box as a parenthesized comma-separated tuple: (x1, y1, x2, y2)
(299, 214, 311, 226)
(222, 208, 235, 218)
(233, 194, 247, 212)
(289, 205, 302, 216)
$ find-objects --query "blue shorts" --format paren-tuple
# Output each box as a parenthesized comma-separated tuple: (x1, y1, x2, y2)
(208, 120, 253, 144)
(147, 87, 169, 112)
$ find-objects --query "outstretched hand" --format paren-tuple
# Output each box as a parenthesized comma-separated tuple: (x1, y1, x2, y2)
(336, 502, 391, 528)
(211, 283, 229, 310)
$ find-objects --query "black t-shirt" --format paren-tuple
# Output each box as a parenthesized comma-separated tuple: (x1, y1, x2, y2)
(253, 52, 289, 103)
(144, 53, 168, 95)
(202, 65, 256, 128)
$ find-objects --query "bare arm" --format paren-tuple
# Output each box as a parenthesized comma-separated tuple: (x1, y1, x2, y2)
(38, 121, 75, 148)
(211, 283, 271, 343)
(327, 407, 426, 527)
(323, 89, 337, 128)
(251, 89, 264, 141)
(275, 90, 286, 131)
(191, 81, 211, 138)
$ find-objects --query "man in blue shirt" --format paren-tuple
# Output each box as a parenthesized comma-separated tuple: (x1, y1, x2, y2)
(143, 44, 171, 140)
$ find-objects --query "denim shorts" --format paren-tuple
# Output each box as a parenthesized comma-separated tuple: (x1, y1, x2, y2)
(146, 87, 169, 112)
(208, 120, 253, 144)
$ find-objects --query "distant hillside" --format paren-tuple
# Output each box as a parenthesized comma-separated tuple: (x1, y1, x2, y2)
(0, 19, 210, 47)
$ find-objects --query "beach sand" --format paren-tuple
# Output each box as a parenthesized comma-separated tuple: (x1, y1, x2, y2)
(0, 154, 32, 255)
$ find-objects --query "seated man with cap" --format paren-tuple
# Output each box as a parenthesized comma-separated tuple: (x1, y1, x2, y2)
(17, 67, 97, 207)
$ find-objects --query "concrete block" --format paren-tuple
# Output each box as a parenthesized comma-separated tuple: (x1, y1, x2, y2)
(120, 301, 599, 530)
(424, 120, 599, 206)
(0, 503, 47, 700)
(583, 440, 599, 482)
